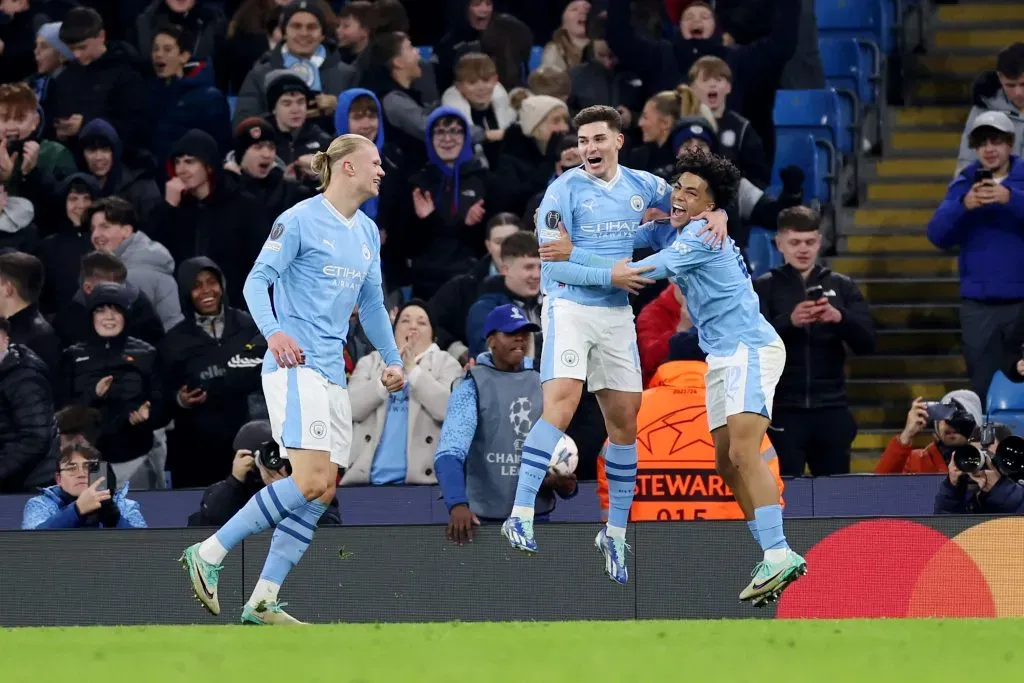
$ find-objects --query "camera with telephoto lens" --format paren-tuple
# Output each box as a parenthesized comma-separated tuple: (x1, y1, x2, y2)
(923, 399, 976, 438)
(253, 440, 289, 473)
(952, 444, 986, 474)
(993, 435, 1024, 482)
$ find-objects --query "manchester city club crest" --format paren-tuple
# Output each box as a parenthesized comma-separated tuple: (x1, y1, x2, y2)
(289, 61, 316, 87)
(361, 243, 372, 261)
(630, 195, 644, 212)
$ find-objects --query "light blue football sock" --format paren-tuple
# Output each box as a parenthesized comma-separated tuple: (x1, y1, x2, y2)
(215, 476, 307, 551)
(512, 418, 564, 512)
(604, 442, 638, 534)
(259, 501, 329, 585)
(754, 504, 789, 552)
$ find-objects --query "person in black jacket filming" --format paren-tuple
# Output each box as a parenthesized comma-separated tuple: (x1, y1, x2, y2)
(188, 420, 340, 527)
(936, 435, 1024, 515)
(59, 282, 165, 485)
(754, 206, 876, 476)
(160, 256, 266, 489)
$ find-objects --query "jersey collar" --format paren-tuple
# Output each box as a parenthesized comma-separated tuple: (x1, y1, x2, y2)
(580, 165, 621, 191)
(321, 197, 356, 229)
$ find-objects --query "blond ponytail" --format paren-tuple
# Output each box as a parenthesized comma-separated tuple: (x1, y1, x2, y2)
(312, 134, 376, 192)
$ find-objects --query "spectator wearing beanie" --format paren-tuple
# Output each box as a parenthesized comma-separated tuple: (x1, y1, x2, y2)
(145, 22, 232, 168)
(489, 94, 570, 214)
(150, 129, 271, 307)
(132, 0, 227, 65)
(224, 117, 312, 219)
(30, 23, 73, 132)
(233, 0, 357, 132)
(78, 119, 163, 231)
(59, 282, 166, 481)
(262, 70, 333, 180)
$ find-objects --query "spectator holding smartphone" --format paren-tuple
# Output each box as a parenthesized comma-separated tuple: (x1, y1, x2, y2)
(928, 111, 1024, 405)
(21, 443, 147, 529)
(875, 391, 983, 474)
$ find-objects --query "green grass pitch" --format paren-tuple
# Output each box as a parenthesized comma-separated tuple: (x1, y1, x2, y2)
(2, 619, 1022, 682)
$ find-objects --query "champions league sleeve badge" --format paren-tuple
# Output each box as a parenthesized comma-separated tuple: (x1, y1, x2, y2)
(545, 210, 561, 230)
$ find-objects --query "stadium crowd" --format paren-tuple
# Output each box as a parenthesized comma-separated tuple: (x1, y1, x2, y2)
(0, 0, 1022, 531)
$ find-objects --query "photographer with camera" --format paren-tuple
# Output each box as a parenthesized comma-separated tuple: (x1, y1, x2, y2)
(876, 390, 984, 474)
(188, 421, 340, 527)
(935, 435, 1024, 514)
(22, 443, 147, 529)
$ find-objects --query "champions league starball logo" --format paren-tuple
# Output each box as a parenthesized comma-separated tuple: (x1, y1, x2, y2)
(509, 396, 533, 442)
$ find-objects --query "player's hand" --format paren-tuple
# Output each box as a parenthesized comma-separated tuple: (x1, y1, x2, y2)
(693, 208, 728, 248)
(789, 300, 824, 327)
(165, 177, 187, 207)
(381, 364, 406, 392)
(611, 258, 656, 295)
(75, 478, 111, 516)
(900, 397, 929, 445)
(95, 375, 114, 398)
(465, 199, 486, 226)
(538, 221, 573, 262)
(543, 470, 578, 497)
(231, 450, 255, 482)
(178, 385, 207, 407)
(643, 207, 669, 223)
(412, 188, 435, 219)
(128, 401, 151, 426)
(268, 331, 305, 367)
(447, 504, 480, 545)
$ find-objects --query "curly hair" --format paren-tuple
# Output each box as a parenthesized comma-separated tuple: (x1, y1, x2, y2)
(673, 149, 741, 210)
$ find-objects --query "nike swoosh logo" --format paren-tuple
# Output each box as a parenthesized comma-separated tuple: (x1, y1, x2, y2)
(195, 565, 215, 599)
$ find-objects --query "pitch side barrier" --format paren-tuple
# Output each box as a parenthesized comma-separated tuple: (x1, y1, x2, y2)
(3, 516, 1021, 627)
(0, 475, 949, 529)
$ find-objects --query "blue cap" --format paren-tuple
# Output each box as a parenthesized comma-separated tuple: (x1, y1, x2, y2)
(484, 304, 540, 337)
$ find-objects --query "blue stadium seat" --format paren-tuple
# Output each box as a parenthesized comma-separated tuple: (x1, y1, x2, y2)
(987, 370, 1024, 412)
(418, 46, 434, 61)
(771, 132, 829, 204)
(529, 46, 543, 72)
(815, 0, 890, 69)
(819, 37, 877, 109)
(227, 95, 237, 119)
(746, 227, 782, 279)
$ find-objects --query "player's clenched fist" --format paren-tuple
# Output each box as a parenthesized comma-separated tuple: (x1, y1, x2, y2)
(267, 331, 305, 367)
(381, 364, 406, 392)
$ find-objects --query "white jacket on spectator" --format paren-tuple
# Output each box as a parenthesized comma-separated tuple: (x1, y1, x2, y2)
(114, 232, 183, 331)
(957, 78, 1024, 174)
(441, 83, 518, 132)
(343, 343, 463, 486)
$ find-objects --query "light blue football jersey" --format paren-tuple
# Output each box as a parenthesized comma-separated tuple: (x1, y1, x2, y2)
(573, 218, 779, 357)
(536, 165, 672, 308)
(244, 196, 401, 387)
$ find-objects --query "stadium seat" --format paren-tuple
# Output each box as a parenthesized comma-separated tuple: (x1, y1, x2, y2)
(418, 46, 434, 61)
(819, 37, 877, 110)
(746, 227, 782, 279)
(227, 95, 237, 119)
(529, 46, 543, 72)
(986, 371, 1024, 434)
(773, 90, 845, 204)
(815, 0, 894, 57)
(770, 132, 828, 203)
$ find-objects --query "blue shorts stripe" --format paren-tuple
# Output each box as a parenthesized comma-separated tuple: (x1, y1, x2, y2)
(540, 301, 556, 381)
(604, 459, 635, 471)
(255, 492, 275, 524)
(266, 484, 286, 517)
(286, 512, 318, 532)
(521, 456, 551, 471)
(522, 446, 551, 460)
(282, 367, 302, 448)
(744, 346, 767, 416)
(276, 521, 313, 545)
(606, 473, 637, 482)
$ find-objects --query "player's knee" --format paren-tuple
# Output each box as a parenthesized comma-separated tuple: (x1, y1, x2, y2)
(727, 444, 757, 470)
(715, 453, 739, 481)
(605, 419, 637, 445)
(291, 463, 333, 500)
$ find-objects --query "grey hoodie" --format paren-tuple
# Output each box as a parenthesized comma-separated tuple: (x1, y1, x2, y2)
(114, 232, 183, 331)
(0, 195, 35, 234)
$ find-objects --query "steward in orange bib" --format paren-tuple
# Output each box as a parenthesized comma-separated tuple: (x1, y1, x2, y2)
(597, 359, 784, 521)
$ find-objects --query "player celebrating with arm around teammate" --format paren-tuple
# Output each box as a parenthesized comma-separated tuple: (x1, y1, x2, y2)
(543, 150, 806, 604)
(501, 105, 729, 586)
(179, 134, 405, 625)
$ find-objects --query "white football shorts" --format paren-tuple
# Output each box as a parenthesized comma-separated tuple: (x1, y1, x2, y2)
(263, 366, 353, 467)
(705, 339, 786, 431)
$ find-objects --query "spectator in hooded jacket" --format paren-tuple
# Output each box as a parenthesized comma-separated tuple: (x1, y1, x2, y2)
(343, 300, 463, 486)
(429, 212, 523, 358)
(465, 231, 542, 360)
(132, 0, 226, 65)
(29, 22, 72, 126)
(928, 111, 1024, 404)
(434, 0, 494, 93)
(78, 119, 163, 231)
(146, 23, 232, 168)
(150, 129, 271, 307)
(86, 197, 183, 331)
(403, 107, 492, 300)
(36, 174, 98, 314)
(224, 117, 313, 220)
(0, 315, 58, 494)
(261, 70, 333, 181)
(60, 283, 165, 484)
(0, 83, 77, 208)
(160, 257, 265, 489)
(233, 0, 357, 132)
(53, 250, 165, 348)
(956, 43, 1024, 174)
(488, 95, 570, 214)
(442, 52, 516, 168)
(49, 7, 148, 150)
(334, 88, 385, 219)
(22, 443, 147, 529)
(568, 12, 644, 127)
(0, 252, 61, 379)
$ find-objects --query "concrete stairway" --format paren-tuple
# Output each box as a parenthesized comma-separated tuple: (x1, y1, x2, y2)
(837, 1, 1023, 471)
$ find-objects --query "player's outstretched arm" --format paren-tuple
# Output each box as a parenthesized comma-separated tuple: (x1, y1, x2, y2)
(356, 251, 405, 391)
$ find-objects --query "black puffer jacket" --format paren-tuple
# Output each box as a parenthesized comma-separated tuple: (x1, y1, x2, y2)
(160, 257, 265, 488)
(60, 285, 166, 463)
(0, 344, 58, 493)
(754, 264, 876, 409)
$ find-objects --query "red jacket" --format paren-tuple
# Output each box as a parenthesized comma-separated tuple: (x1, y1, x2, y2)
(637, 286, 682, 387)
(874, 436, 947, 474)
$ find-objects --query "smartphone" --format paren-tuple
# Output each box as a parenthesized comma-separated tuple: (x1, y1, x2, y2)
(805, 284, 825, 301)
(975, 169, 993, 183)
(88, 461, 108, 491)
